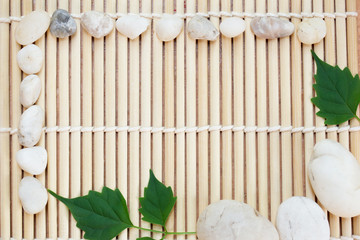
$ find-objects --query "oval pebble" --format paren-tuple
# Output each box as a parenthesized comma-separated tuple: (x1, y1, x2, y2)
(15, 10, 50, 45)
(19, 176, 48, 214)
(20, 75, 41, 108)
(276, 196, 330, 240)
(197, 200, 279, 240)
(18, 105, 44, 148)
(116, 15, 150, 40)
(187, 15, 219, 41)
(17, 44, 43, 75)
(251, 17, 294, 39)
(81, 11, 115, 38)
(220, 17, 246, 38)
(155, 14, 183, 41)
(50, 9, 77, 38)
(297, 18, 326, 45)
(16, 146, 48, 175)
(308, 139, 360, 217)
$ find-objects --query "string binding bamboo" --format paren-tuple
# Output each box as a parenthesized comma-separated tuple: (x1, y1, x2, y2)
(2, 125, 360, 135)
(0, 11, 357, 23)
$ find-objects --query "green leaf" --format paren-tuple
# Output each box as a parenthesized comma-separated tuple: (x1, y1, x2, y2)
(48, 187, 133, 240)
(139, 170, 177, 226)
(137, 237, 156, 240)
(311, 50, 360, 125)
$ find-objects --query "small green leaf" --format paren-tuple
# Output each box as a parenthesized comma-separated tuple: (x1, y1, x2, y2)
(311, 50, 360, 125)
(137, 237, 156, 240)
(139, 170, 177, 226)
(48, 187, 133, 240)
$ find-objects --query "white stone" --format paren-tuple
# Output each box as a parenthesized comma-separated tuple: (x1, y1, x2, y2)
(197, 200, 279, 240)
(16, 146, 47, 175)
(308, 139, 360, 217)
(155, 14, 183, 41)
(220, 17, 246, 38)
(15, 10, 50, 45)
(20, 75, 41, 108)
(116, 15, 150, 40)
(19, 176, 48, 214)
(297, 18, 327, 44)
(81, 11, 115, 38)
(187, 15, 219, 41)
(17, 44, 43, 74)
(276, 196, 330, 240)
(18, 105, 44, 148)
(251, 17, 294, 39)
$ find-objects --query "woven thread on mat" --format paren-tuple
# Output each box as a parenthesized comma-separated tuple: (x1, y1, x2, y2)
(2, 125, 360, 135)
(0, 11, 357, 23)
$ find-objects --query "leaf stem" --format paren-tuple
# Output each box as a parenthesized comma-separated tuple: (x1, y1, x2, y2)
(355, 115, 360, 122)
(166, 231, 197, 235)
(132, 226, 196, 236)
(132, 226, 164, 234)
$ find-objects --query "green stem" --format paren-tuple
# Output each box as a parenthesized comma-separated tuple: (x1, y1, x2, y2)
(132, 225, 196, 236)
(356, 115, 360, 122)
(166, 231, 197, 235)
(132, 226, 164, 234)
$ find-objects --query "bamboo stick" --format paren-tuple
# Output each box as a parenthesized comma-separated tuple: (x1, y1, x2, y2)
(129, 1, 140, 238)
(164, 1, 176, 239)
(221, 0, 233, 201)
(58, 1, 70, 237)
(256, 0, 268, 217)
(348, 0, 360, 235)
(152, 0, 163, 238)
(0, 1, 10, 239)
(291, 0, 304, 199)
(245, 0, 257, 210)
(209, 0, 220, 204)
(279, 0, 292, 202)
(323, 0, 340, 237)
(233, 0, 244, 203)
(176, 0, 186, 238)
(81, 0, 93, 202)
(335, 0, 353, 237)
(198, 0, 209, 215)
(140, 0, 151, 238)
(117, 1, 128, 240)
(186, 1, 197, 239)
(22, 2, 34, 239)
(34, 0, 47, 237)
(10, 0, 22, 238)
(268, 0, 280, 223)
(93, 0, 105, 193)
(70, 0, 82, 238)
(302, 0, 315, 202)
(105, 0, 116, 191)
(46, 1, 58, 238)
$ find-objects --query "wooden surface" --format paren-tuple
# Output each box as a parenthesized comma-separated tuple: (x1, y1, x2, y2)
(0, 0, 359, 239)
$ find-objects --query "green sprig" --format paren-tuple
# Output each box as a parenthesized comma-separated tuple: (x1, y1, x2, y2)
(48, 170, 196, 240)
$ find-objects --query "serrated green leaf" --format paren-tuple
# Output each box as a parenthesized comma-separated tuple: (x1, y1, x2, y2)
(139, 170, 177, 226)
(311, 50, 360, 125)
(137, 237, 156, 240)
(48, 187, 133, 240)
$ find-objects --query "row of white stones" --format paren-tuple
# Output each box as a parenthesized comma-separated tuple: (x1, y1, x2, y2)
(2, 125, 360, 134)
(0, 11, 358, 23)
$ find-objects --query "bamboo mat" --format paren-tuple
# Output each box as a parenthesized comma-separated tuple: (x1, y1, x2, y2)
(0, 0, 359, 239)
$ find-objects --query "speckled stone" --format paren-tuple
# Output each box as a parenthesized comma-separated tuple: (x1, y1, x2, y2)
(251, 17, 294, 39)
(50, 9, 77, 38)
(81, 11, 115, 38)
(187, 15, 219, 41)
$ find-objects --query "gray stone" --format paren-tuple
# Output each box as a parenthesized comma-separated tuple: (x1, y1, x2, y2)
(50, 9, 77, 38)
